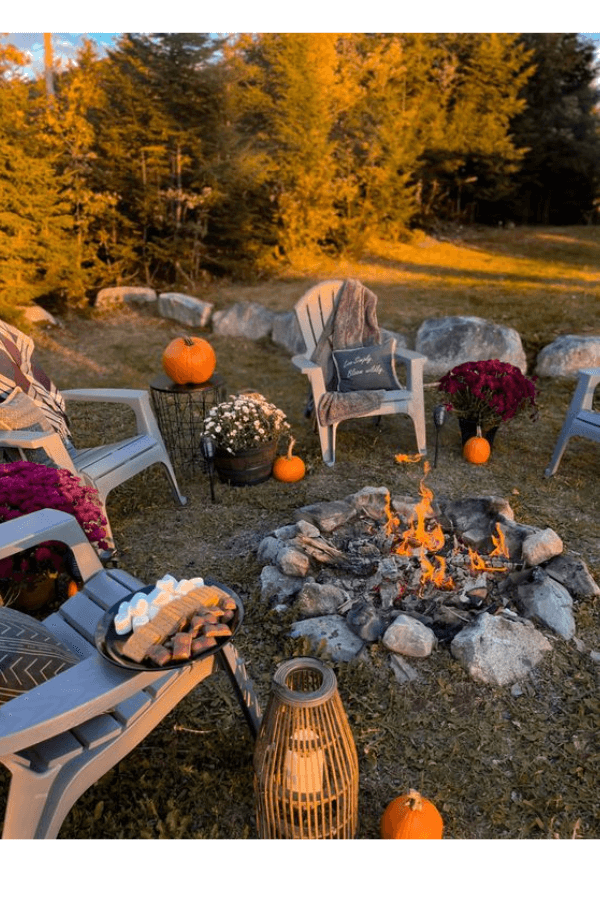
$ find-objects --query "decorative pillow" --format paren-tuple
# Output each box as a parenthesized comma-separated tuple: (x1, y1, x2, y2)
(332, 338, 402, 393)
(0, 386, 58, 466)
(0, 319, 71, 439)
(0, 606, 79, 705)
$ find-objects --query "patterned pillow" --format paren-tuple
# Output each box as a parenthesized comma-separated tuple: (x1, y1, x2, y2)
(0, 606, 79, 705)
(0, 386, 58, 465)
(0, 319, 71, 440)
(332, 338, 402, 393)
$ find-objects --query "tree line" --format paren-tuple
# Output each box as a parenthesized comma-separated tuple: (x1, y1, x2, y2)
(1, 32, 599, 316)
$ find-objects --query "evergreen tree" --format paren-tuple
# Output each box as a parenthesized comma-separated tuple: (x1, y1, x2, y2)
(0, 41, 76, 318)
(504, 33, 600, 224)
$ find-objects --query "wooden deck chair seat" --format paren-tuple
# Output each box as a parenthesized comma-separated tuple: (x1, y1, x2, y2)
(545, 367, 600, 477)
(292, 280, 428, 466)
(0, 509, 261, 839)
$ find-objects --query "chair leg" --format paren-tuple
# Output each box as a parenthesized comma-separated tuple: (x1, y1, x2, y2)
(316, 421, 337, 467)
(545, 427, 572, 477)
(160, 461, 187, 507)
(411, 407, 428, 456)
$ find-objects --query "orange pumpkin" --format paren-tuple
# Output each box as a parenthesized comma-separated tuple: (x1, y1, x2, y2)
(162, 336, 216, 385)
(273, 438, 305, 483)
(463, 430, 491, 464)
(66, 579, 80, 597)
(380, 789, 444, 839)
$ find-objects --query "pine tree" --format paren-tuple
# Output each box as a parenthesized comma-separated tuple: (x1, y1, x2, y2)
(0, 41, 76, 317)
(505, 33, 600, 224)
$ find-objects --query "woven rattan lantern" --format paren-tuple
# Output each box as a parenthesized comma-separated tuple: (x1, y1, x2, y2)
(253, 657, 359, 839)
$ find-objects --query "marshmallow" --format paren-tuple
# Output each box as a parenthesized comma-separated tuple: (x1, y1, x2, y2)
(129, 596, 150, 619)
(114, 601, 133, 635)
(132, 614, 150, 630)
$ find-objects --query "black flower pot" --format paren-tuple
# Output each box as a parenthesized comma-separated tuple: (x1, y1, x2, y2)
(458, 418, 499, 448)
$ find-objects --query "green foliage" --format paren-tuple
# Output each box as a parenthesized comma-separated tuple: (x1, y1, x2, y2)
(1, 32, 599, 308)
(503, 33, 600, 224)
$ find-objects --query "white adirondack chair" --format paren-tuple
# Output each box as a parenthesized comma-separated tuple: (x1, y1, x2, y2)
(292, 280, 428, 466)
(0, 508, 262, 839)
(0, 388, 187, 549)
(545, 368, 600, 476)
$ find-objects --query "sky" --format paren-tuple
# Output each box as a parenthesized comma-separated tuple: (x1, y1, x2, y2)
(4, 22, 600, 80)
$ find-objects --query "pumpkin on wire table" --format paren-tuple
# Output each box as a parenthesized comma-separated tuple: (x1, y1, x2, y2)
(162, 335, 216, 385)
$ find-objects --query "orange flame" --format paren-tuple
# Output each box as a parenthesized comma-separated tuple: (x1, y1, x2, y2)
(490, 522, 509, 559)
(419, 555, 455, 591)
(395, 453, 423, 465)
(394, 462, 445, 557)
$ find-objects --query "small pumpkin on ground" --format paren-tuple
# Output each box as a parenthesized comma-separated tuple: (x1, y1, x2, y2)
(162, 336, 216, 385)
(273, 438, 306, 483)
(380, 789, 444, 839)
(463, 427, 491, 465)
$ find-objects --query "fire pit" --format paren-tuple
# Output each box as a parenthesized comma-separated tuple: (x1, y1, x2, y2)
(258, 465, 600, 687)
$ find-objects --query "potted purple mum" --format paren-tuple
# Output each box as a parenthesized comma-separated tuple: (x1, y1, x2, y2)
(0, 460, 109, 611)
(438, 359, 538, 445)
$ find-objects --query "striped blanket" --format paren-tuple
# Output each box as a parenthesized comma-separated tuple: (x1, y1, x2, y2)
(0, 320, 71, 439)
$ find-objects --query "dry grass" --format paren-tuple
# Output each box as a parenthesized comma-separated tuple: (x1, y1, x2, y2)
(2, 225, 599, 847)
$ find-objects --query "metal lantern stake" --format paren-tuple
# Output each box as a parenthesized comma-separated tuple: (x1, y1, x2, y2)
(432, 403, 447, 468)
(200, 433, 217, 503)
(253, 657, 359, 839)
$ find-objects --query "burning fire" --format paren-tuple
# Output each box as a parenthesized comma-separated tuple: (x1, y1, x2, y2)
(385, 464, 510, 592)
(394, 453, 423, 465)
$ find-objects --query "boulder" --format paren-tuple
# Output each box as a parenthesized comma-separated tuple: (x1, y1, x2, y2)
(521, 528, 563, 568)
(289, 614, 365, 662)
(295, 582, 349, 618)
(382, 614, 437, 657)
(211, 301, 275, 340)
(415, 315, 527, 377)
(271, 311, 306, 355)
(535, 335, 600, 378)
(157, 293, 213, 328)
(517, 572, 576, 640)
(23, 305, 57, 326)
(96, 286, 157, 308)
(450, 612, 552, 685)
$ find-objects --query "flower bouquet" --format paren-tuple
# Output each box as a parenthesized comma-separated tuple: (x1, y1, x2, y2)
(0, 460, 109, 609)
(438, 359, 538, 434)
(203, 393, 292, 486)
(203, 393, 291, 454)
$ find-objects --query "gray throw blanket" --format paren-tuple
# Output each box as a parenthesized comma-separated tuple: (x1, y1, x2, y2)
(315, 280, 387, 427)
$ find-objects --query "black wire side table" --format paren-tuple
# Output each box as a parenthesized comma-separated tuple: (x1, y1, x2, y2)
(149, 373, 227, 476)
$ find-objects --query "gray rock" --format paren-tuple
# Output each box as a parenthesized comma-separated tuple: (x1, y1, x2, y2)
(451, 612, 552, 685)
(293, 500, 357, 533)
(290, 614, 365, 661)
(295, 582, 348, 618)
(381, 327, 408, 350)
(517, 572, 576, 639)
(96, 286, 157, 308)
(543, 553, 600, 599)
(276, 545, 311, 578)
(415, 315, 527, 377)
(157, 292, 213, 327)
(259, 565, 304, 605)
(211, 301, 275, 339)
(388, 653, 421, 684)
(346, 486, 392, 524)
(346, 601, 387, 642)
(23, 304, 57, 326)
(257, 535, 286, 565)
(382, 614, 437, 657)
(535, 335, 600, 378)
(521, 528, 563, 567)
(271, 311, 306, 354)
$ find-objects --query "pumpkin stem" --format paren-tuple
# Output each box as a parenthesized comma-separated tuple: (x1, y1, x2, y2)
(476, 425, 483, 438)
(182, 336, 194, 346)
(287, 437, 296, 460)
(406, 789, 423, 811)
